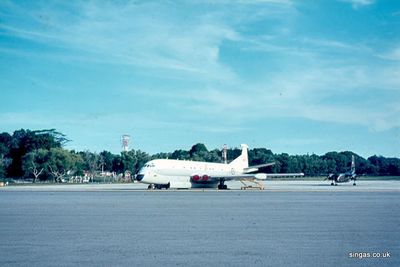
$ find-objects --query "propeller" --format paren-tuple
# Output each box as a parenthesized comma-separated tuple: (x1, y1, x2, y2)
(324, 174, 334, 181)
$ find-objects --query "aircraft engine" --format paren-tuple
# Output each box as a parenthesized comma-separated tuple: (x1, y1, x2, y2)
(190, 174, 210, 183)
(191, 175, 200, 182)
(202, 175, 209, 181)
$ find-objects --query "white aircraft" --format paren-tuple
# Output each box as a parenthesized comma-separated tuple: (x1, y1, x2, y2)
(136, 144, 304, 189)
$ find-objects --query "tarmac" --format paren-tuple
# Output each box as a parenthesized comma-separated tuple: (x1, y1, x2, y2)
(0, 180, 399, 266)
(1, 180, 399, 192)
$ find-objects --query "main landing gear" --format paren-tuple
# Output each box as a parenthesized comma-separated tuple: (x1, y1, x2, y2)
(218, 179, 228, 190)
(147, 183, 170, 190)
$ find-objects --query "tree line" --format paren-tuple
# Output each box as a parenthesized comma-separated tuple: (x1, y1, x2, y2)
(0, 129, 399, 182)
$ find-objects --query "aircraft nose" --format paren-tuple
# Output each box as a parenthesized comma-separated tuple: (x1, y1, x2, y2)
(136, 174, 144, 181)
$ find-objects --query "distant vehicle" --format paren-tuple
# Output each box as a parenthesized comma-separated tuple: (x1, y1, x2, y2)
(326, 155, 357, 186)
(136, 144, 304, 189)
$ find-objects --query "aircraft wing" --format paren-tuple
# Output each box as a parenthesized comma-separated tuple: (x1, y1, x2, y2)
(222, 172, 306, 180)
(220, 173, 269, 181)
(191, 173, 268, 183)
(243, 162, 275, 173)
(263, 173, 304, 178)
(191, 172, 304, 183)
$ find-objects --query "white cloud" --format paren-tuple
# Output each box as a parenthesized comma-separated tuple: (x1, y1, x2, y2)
(171, 62, 400, 132)
(1, 0, 398, 135)
(205, 0, 293, 5)
(0, 1, 239, 82)
(339, 0, 375, 9)
(379, 46, 400, 61)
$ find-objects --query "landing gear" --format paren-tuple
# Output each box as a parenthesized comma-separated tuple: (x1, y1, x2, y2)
(147, 183, 170, 190)
(155, 184, 163, 189)
(331, 182, 334, 186)
(353, 180, 356, 186)
(218, 184, 228, 190)
(218, 179, 228, 190)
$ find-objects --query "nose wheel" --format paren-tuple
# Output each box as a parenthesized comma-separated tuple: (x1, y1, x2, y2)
(147, 183, 170, 190)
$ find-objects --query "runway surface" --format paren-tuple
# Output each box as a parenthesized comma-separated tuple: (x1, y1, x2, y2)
(0, 184, 399, 266)
(1, 180, 399, 192)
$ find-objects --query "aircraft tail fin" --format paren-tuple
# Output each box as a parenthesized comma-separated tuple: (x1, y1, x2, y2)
(351, 155, 356, 174)
(228, 144, 249, 170)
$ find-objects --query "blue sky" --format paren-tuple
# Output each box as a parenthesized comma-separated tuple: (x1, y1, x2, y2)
(0, 0, 399, 157)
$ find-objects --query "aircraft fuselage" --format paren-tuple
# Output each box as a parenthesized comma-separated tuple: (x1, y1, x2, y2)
(136, 159, 242, 189)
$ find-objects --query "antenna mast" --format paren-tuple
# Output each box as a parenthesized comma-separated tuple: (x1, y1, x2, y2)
(121, 135, 130, 152)
(222, 144, 228, 164)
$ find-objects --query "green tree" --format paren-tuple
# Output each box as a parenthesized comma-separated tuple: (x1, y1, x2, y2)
(249, 148, 274, 166)
(189, 143, 209, 161)
(152, 152, 172, 160)
(171, 150, 190, 160)
(0, 132, 12, 156)
(7, 129, 66, 178)
(205, 149, 222, 163)
(22, 149, 48, 183)
(275, 153, 290, 173)
(81, 151, 100, 177)
(387, 158, 400, 175)
(71, 151, 85, 177)
(287, 156, 302, 173)
(121, 150, 137, 175)
(47, 148, 76, 183)
(189, 143, 208, 156)
(0, 155, 10, 178)
(112, 155, 124, 174)
(99, 151, 115, 172)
